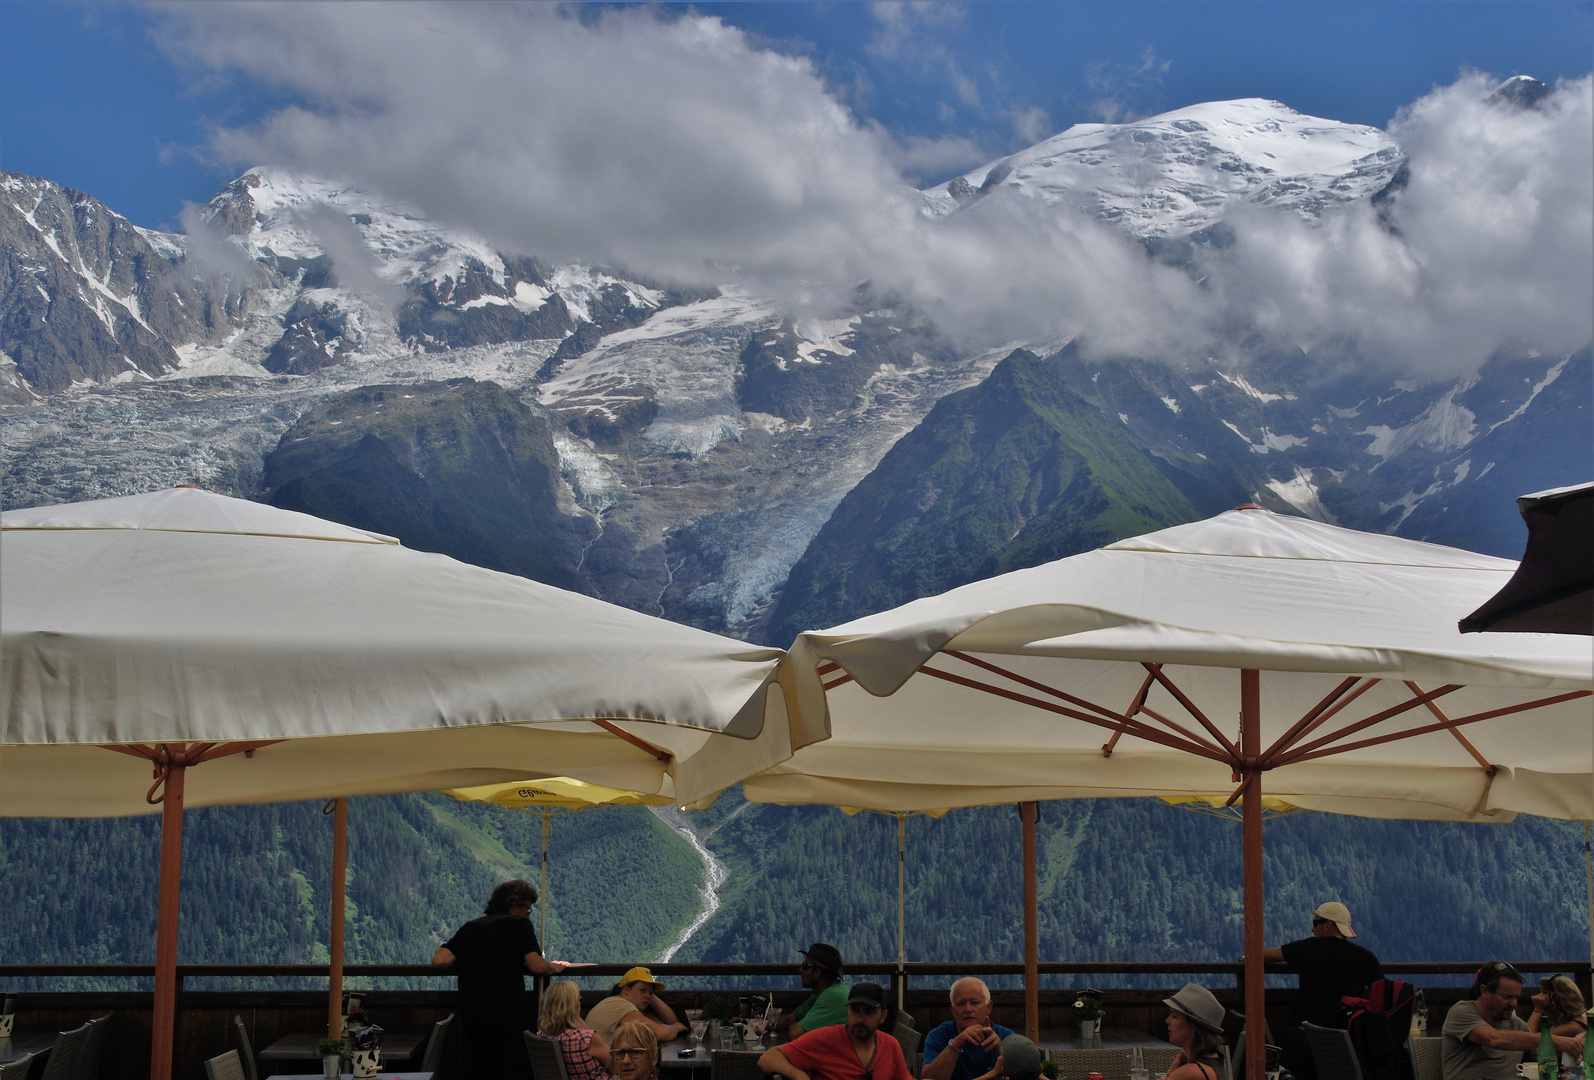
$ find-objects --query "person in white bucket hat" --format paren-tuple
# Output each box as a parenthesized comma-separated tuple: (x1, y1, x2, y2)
(1260, 901, 1383, 1080)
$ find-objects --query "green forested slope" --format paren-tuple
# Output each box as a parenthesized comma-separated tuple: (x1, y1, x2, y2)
(677, 789, 1592, 984)
(0, 795, 704, 989)
(765, 349, 1207, 646)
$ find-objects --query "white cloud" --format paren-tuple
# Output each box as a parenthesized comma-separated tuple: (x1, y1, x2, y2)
(1203, 73, 1594, 375)
(158, 5, 1591, 377)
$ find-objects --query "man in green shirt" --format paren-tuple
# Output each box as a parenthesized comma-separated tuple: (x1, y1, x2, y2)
(777, 943, 848, 1037)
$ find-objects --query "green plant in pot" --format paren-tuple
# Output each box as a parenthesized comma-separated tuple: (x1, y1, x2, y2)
(1073, 990, 1105, 1033)
(319, 1037, 345, 1080)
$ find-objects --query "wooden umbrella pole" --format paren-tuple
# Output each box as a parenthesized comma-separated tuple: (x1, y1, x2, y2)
(151, 752, 187, 1080)
(1585, 821, 1592, 967)
(1021, 801, 1040, 1042)
(898, 813, 907, 1015)
(1240, 671, 1266, 1080)
(329, 798, 348, 1039)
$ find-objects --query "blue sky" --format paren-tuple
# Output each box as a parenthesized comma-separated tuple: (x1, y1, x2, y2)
(2, 1, 1590, 231)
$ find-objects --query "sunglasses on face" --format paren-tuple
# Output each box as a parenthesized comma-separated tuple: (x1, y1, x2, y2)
(612, 1048, 652, 1060)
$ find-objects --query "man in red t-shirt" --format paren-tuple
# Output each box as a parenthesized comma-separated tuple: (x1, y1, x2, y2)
(760, 982, 912, 1080)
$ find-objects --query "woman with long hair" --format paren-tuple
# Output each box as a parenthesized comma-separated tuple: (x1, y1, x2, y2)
(1162, 984, 1230, 1080)
(538, 981, 613, 1080)
(609, 1019, 661, 1080)
(1529, 974, 1589, 1039)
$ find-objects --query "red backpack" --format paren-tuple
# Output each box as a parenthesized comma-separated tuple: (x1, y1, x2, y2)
(1342, 979, 1417, 1080)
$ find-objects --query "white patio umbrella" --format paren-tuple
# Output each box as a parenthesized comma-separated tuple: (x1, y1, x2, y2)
(0, 487, 817, 1080)
(736, 505, 1593, 1060)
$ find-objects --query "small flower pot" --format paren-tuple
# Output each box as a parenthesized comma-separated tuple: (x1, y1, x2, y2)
(322, 1053, 340, 1079)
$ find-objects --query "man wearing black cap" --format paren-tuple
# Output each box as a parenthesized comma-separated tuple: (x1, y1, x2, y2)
(777, 943, 849, 1038)
(761, 982, 913, 1080)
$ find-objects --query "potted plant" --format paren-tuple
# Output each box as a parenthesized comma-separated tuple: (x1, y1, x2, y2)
(318, 1036, 344, 1080)
(1073, 990, 1105, 1041)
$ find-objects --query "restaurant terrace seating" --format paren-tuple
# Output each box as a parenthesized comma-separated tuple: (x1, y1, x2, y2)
(1301, 1023, 1364, 1080)
(1408, 1036, 1442, 1080)
(37, 1013, 112, 1080)
(203, 1049, 247, 1080)
(421, 1012, 454, 1074)
(709, 1049, 771, 1080)
(232, 1014, 259, 1080)
(524, 1032, 571, 1080)
(0, 1052, 33, 1079)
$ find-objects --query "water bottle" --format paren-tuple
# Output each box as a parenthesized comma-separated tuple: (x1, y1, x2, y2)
(1537, 1020, 1558, 1080)
(1130, 1045, 1150, 1080)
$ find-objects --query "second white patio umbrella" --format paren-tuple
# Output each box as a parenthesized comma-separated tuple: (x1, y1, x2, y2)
(739, 506, 1593, 1057)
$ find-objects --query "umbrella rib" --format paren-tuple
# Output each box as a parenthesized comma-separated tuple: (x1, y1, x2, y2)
(944, 650, 1144, 726)
(937, 652, 1229, 757)
(1259, 677, 1375, 767)
(592, 719, 673, 763)
(1142, 664, 1241, 758)
(1102, 671, 1157, 757)
(1404, 681, 1496, 775)
(1270, 690, 1591, 767)
(1271, 683, 1463, 763)
(916, 664, 1231, 762)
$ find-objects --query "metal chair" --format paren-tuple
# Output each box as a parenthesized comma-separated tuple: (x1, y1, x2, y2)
(1408, 1037, 1442, 1080)
(0, 1053, 35, 1080)
(1301, 1023, 1365, 1080)
(232, 1015, 260, 1080)
(422, 1013, 454, 1075)
(525, 1033, 572, 1080)
(711, 1049, 771, 1080)
(1231, 1023, 1278, 1080)
(204, 1050, 247, 1080)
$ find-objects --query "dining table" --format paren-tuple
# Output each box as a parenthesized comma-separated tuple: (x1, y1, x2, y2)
(265, 1073, 433, 1080)
(0, 1033, 56, 1068)
(260, 1032, 428, 1071)
(1036, 1027, 1176, 1051)
(658, 1037, 775, 1073)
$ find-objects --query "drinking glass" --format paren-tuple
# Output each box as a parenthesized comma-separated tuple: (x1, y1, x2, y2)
(750, 1018, 769, 1049)
(689, 1020, 708, 1050)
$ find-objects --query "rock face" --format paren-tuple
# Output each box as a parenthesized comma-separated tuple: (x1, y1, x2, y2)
(0, 172, 251, 398)
(766, 349, 1210, 644)
(265, 379, 596, 591)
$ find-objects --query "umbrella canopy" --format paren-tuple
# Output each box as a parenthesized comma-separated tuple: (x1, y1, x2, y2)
(1, 486, 813, 1079)
(2, 487, 815, 813)
(445, 777, 672, 951)
(756, 506, 1592, 821)
(1461, 481, 1593, 635)
(740, 505, 1593, 1052)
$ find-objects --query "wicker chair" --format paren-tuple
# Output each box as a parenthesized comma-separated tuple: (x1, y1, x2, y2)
(204, 1050, 247, 1080)
(525, 1033, 572, 1080)
(711, 1049, 771, 1080)
(232, 1015, 259, 1080)
(0, 1052, 35, 1080)
(422, 1013, 455, 1075)
(1407, 1037, 1442, 1080)
(892, 1017, 922, 1076)
(1143, 1048, 1180, 1077)
(36, 1020, 92, 1080)
(1301, 1023, 1365, 1080)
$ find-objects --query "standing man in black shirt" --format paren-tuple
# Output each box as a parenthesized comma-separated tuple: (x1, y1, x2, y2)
(433, 879, 569, 1079)
(1262, 901, 1383, 1080)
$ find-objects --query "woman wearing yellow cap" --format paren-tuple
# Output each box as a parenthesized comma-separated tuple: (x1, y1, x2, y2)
(586, 966, 688, 1045)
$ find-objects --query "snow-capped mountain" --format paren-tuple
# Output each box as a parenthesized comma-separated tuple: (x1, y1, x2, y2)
(3, 85, 1586, 644)
(920, 98, 1402, 236)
